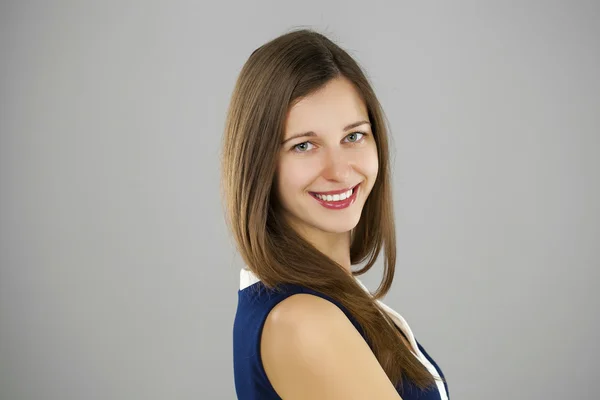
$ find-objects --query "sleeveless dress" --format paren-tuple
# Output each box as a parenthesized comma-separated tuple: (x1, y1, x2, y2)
(233, 268, 450, 399)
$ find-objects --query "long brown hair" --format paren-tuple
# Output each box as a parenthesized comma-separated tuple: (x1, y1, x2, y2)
(221, 28, 443, 390)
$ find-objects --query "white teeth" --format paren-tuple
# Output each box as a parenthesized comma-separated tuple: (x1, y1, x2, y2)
(315, 188, 354, 202)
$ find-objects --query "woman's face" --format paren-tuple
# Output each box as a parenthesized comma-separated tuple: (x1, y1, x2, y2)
(275, 76, 379, 238)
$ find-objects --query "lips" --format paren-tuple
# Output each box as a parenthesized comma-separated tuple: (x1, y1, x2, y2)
(308, 182, 361, 210)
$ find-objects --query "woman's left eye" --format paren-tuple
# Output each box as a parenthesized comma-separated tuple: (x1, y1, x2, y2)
(345, 132, 365, 142)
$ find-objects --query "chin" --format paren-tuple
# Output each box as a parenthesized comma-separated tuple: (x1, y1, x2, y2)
(311, 216, 361, 234)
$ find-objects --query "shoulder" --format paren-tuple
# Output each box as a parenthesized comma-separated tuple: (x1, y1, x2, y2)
(260, 293, 401, 399)
(265, 291, 339, 328)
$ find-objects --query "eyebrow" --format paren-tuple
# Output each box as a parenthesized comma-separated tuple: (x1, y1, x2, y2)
(281, 120, 371, 145)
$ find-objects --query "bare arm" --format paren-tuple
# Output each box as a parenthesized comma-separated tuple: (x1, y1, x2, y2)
(261, 294, 403, 400)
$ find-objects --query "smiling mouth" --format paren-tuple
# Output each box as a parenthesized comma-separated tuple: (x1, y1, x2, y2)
(308, 183, 361, 207)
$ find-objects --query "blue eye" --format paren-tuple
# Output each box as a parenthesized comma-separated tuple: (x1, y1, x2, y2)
(345, 132, 365, 142)
(292, 141, 315, 152)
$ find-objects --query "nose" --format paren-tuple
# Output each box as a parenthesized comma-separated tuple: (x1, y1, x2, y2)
(321, 147, 352, 182)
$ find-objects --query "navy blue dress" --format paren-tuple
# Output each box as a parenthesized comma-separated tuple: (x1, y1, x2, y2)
(233, 273, 449, 399)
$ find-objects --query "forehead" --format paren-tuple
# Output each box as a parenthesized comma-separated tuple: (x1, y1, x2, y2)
(285, 77, 368, 133)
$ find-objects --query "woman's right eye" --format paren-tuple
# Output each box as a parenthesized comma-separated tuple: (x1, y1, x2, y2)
(292, 141, 314, 152)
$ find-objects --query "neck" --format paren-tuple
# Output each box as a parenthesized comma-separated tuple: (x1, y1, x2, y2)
(290, 222, 353, 275)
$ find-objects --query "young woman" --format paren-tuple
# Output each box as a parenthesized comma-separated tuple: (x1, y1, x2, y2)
(222, 29, 449, 400)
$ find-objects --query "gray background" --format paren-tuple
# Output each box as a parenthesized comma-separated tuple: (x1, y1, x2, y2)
(1, 1, 598, 399)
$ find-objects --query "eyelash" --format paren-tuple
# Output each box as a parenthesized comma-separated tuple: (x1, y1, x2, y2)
(290, 132, 367, 153)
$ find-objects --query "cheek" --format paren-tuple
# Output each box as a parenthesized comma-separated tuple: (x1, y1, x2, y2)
(371, 150, 379, 179)
(358, 144, 379, 181)
(276, 158, 314, 199)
